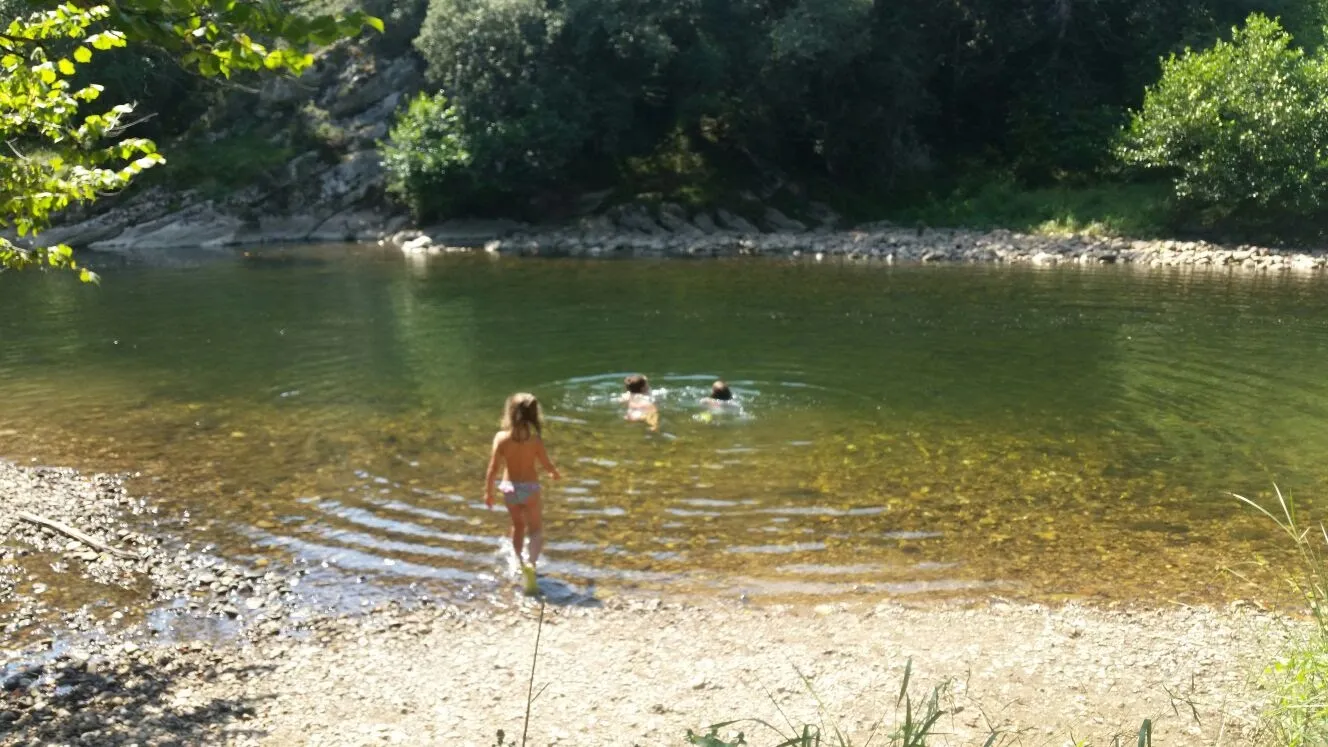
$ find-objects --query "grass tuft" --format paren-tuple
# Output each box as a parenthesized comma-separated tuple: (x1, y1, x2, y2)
(1233, 486, 1328, 745)
(883, 180, 1172, 239)
(685, 657, 952, 747)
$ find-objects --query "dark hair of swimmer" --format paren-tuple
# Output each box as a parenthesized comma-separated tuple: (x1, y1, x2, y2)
(711, 380, 733, 401)
(625, 374, 650, 394)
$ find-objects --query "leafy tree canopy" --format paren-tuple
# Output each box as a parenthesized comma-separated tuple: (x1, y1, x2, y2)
(0, 0, 382, 281)
(1119, 14, 1328, 232)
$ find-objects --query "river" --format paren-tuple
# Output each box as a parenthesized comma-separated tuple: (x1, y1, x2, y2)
(3, 246, 1325, 608)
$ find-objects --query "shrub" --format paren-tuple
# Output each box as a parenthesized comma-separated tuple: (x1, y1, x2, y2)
(1118, 15, 1328, 231)
(381, 92, 475, 221)
(414, 0, 592, 187)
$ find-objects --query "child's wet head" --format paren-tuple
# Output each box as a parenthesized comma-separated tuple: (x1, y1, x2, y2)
(625, 374, 650, 395)
(711, 380, 733, 401)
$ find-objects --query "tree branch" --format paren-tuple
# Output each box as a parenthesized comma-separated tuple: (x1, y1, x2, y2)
(17, 511, 143, 560)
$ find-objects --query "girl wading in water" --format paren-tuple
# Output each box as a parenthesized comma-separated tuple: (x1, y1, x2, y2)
(484, 393, 561, 594)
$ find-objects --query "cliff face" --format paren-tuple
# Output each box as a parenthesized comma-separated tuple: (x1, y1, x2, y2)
(35, 43, 424, 255)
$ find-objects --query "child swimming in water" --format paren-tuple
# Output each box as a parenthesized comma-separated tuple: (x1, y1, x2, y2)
(696, 379, 738, 423)
(704, 380, 733, 404)
(484, 392, 561, 594)
(620, 374, 660, 432)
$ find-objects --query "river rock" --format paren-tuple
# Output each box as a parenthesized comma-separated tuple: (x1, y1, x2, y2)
(610, 204, 665, 235)
(28, 214, 131, 249)
(692, 212, 719, 234)
(309, 210, 398, 243)
(351, 93, 403, 130)
(807, 201, 842, 229)
(656, 203, 702, 235)
(400, 235, 435, 255)
(233, 214, 329, 245)
(421, 219, 526, 247)
(317, 150, 384, 210)
(715, 209, 759, 234)
(257, 76, 310, 109)
(575, 214, 615, 237)
(762, 206, 806, 233)
(327, 56, 421, 118)
(88, 205, 244, 253)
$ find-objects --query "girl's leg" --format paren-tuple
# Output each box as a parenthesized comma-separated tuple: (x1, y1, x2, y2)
(505, 503, 526, 565)
(525, 491, 544, 566)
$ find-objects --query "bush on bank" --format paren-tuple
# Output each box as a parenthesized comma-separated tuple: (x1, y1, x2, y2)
(1119, 15, 1328, 237)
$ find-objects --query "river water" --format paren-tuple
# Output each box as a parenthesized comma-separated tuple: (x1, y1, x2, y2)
(4, 246, 1327, 608)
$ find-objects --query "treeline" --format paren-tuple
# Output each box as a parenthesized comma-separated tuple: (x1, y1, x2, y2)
(6, 0, 1328, 236)
(383, 0, 1328, 234)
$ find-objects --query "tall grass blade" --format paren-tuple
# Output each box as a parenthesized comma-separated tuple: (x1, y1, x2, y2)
(896, 658, 913, 709)
(520, 598, 546, 747)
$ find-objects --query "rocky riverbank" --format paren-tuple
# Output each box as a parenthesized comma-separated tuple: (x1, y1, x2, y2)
(1, 593, 1297, 746)
(5, 36, 1324, 274)
(0, 460, 1308, 746)
(1, 462, 301, 650)
(48, 196, 1328, 273)
(388, 205, 1328, 271)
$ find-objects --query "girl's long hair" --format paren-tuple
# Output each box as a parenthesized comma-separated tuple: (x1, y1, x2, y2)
(501, 392, 544, 440)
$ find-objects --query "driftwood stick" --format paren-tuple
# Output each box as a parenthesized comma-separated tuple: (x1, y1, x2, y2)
(16, 511, 142, 560)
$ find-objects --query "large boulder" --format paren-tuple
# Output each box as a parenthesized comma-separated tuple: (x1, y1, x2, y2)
(421, 219, 527, 247)
(29, 214, 130, 249)
(327, 56, 421, 118)
(656, 203, 702, 235)
(610, 204, 665, 235)
(308, 210, 403, 243)
(88, 205, 245, 253)
(317, 150, 384, 210)
(692, 212, 719, 234)
(715, 209, 759, 234)
(762, 206, 807, 233)
(232, 214, 330, 245)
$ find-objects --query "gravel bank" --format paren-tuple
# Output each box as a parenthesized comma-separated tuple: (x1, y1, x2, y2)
(1, 462, 299, 647)
(1, 597, 1298, 746)
(391, 213, 1328, 272)
(0, 461, 1305, 746)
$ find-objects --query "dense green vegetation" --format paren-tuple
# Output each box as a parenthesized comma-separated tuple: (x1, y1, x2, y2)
(0, 0, 380, 277)
(1120, 15, 1328, 235)
(8, 0, 1328, 264)
(372, 0, 1328, 238)
(1233, 489, 1328, 745)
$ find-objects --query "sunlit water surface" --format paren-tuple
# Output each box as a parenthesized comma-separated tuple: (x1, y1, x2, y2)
(4, 247, 1328, 612)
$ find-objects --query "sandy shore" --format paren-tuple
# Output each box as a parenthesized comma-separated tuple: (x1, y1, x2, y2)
(0, 462, 1305, 746)
(3, 595, 1300, 746)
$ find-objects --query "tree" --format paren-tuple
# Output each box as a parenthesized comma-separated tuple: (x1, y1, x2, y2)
(1118, 14, 1328, 230)
(0, 0, 382, 281)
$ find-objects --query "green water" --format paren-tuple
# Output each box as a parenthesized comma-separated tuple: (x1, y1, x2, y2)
(4, 247, 1328, 607)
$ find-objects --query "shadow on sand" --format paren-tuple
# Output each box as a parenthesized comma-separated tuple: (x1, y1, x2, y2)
(1, 650, 274, 746)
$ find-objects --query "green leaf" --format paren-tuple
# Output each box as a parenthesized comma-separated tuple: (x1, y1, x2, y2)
(73, 46, 92, 63)
(57, 58, 74, 75)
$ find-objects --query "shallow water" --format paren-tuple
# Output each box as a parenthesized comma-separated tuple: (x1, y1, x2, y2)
(4, 247, 1328, 608)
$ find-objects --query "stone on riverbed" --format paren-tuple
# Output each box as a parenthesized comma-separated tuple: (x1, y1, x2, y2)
(715, 208, 760, 234)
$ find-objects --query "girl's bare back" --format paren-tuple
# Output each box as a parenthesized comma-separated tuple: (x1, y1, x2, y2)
(493, 430, 553, 482)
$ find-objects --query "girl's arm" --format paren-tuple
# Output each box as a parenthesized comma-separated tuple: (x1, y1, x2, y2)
(483, 433, 503, 508)
(536, 438, 562, 481)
